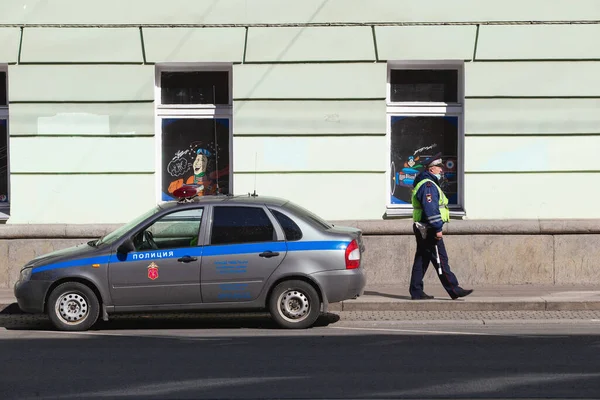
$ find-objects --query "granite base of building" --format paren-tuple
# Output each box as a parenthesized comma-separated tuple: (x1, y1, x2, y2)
(1, 219, 599, 289)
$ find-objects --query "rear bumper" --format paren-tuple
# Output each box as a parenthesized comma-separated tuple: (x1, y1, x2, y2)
(14, 279, 52, 313)
(311, 267, 366, 304)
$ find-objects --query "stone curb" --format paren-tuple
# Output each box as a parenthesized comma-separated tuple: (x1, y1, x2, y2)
(336, 320, 600, 326)
(331, 219, 600, 235)
(330, 300, 600, 312)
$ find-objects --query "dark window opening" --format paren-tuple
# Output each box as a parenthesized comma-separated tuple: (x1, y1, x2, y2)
(0, 120, 7, 203)
(0, 72, 6, 106)
(390, 69, 458, 103)
(161, 71, 229, 105)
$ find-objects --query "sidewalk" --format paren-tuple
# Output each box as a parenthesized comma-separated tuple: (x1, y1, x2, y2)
(3, 285, 600, 313)
(332, 284, 600, 312)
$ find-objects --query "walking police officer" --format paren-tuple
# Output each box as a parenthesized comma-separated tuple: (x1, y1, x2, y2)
(409, 152, 473, 300)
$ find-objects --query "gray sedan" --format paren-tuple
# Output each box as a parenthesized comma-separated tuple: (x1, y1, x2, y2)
(14, 193, 366, 330)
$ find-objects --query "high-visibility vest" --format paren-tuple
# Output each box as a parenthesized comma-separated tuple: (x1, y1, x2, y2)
(411, 179, 450, 223)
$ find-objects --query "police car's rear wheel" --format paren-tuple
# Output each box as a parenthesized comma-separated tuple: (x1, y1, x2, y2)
(269, 280, 320, 329)
(47, 282, 100, 331)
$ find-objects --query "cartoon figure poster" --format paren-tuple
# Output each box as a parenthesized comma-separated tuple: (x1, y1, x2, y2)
(389, 116, 458, 205)
(161, 118, 230, 201)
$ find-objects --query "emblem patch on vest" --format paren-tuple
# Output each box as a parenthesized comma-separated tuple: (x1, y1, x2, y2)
(426, 193, 432, 203)
(426, 182, 432, 187)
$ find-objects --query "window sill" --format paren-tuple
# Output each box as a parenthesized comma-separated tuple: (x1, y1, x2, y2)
(385, 207, 466, 220)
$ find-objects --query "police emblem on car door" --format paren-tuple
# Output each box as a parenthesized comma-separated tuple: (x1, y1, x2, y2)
(108, 208, 204, 307)
(147, 262, 159, 280)
(201, 205, 287, 303)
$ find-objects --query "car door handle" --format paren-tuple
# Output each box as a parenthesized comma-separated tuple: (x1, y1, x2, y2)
(177, 256, 197, 263)
(259, 251, 280, 258)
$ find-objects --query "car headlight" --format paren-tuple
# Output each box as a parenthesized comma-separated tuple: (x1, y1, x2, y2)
(19, 268, 32, 281)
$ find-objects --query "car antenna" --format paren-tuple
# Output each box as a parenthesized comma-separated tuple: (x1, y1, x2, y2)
(249, 152, 258, 197)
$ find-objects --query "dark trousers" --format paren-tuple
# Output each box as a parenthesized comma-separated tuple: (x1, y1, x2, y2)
(409, 223, 461, 299)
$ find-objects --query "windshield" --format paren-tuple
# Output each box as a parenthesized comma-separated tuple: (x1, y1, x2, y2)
(96, 205, 163, 246)
(283, 201, 333, 230)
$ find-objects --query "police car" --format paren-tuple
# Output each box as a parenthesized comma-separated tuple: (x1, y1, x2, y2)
(14, 186, 366, 331)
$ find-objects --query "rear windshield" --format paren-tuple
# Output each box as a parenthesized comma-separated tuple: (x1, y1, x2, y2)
(282, 201, 332, 230)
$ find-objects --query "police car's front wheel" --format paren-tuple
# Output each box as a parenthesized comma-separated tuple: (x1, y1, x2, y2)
(47, 282, 100, 331)
(269, 280, 321, 329)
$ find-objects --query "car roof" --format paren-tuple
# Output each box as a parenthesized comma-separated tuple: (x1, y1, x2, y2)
(159, 194, 289, 210)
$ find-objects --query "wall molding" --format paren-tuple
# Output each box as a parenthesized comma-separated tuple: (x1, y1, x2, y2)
(1, 219, 599, 239)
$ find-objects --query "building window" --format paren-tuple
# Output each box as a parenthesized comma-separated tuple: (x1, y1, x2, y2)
(0, 66, 9, 216)
(386, 62, 464, 217)
(155, 64, 232, 202)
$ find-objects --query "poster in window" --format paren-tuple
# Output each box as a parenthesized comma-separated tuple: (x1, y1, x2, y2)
(389, 116, 458, 205)
(0, 120, 7, 202)
(161, 118, 230, 201)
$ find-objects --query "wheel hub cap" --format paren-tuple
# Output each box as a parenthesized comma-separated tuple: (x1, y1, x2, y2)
(279, 290, 310, 322)
(56, 293, 88, 324)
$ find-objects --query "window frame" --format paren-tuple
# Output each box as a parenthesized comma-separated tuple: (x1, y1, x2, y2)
(0, 65, 9, 219)
(154, 63, 233, 204)
(155, 62, 233, 112)
(385, 61, 465, 217)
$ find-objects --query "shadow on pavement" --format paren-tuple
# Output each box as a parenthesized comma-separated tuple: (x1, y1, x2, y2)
(0, 303, 22, 314)
(0, 305, 341, 331)
(364, 290, 411, 300)
(363, 291, 457, 301)
(94, 312, 340, 331)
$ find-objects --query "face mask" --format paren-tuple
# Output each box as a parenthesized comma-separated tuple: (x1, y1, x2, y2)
(434, 173, 442, 180)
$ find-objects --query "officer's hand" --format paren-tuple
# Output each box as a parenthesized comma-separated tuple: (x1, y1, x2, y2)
(435, 231, 443, 240)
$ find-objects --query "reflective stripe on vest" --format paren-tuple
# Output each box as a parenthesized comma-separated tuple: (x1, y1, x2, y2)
(411, 179, 450, 223)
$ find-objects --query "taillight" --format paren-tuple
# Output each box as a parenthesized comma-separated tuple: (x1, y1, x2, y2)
(345, 239, 360, 269)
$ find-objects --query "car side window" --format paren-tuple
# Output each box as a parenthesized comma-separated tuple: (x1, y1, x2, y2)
(210, 206, 275, 245)
(133, 208, 203, 251)
(269, 209, 302, 241)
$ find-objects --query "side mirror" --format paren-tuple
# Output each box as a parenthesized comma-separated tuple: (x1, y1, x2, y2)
(117, 238, 135, 254)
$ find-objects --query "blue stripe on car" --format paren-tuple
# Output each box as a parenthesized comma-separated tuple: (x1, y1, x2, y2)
(32, 256, 109, 274)
(31, 240, 350, 274)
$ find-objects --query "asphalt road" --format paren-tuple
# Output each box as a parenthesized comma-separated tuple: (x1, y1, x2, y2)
(2, 311, 600, 399)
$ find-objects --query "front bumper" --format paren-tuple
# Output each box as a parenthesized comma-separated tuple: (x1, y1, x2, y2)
(14, 279, 52, 313)
(311, 267, 366, 304)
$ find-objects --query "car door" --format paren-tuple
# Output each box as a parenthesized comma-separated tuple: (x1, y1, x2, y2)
(200, 205, 287, 303)
(108, 207, 205, 307)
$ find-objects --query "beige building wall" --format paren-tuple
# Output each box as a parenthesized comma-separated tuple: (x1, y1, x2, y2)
(1, 1, 599, 223)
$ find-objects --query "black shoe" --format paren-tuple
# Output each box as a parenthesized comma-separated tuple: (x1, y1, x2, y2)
(451, 288, 473, 300)
(411, 293, 434, 300)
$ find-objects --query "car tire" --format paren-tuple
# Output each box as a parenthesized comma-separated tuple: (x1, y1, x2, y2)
(47, 282, 100, 331)
(269, 280, 321, 329)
